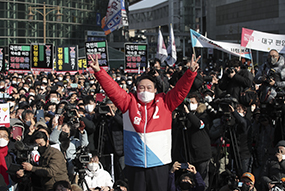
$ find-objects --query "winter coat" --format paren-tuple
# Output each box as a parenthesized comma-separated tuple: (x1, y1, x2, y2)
(94, 69, 197, 168)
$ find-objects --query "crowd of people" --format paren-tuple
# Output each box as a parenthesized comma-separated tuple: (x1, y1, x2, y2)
(0, 50, 285, 191)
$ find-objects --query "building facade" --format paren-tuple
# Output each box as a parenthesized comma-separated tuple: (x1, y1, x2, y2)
(0, 0, 108, 47)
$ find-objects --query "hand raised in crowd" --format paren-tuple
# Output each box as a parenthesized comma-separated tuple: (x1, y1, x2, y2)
(229, 105, 235, 113)
(58, 115, 65, 126)
(106, 105, 115, 117)
(189, 54, 201, 72)
(170, 161, 181, 173)
(89, 54, 101, 72)
(183, 104, 190, 114)
(269, 78, 275, 86)
(228, 70, 236, 78)
(187, 163, 197, 174)
(276, 152, 283, 162)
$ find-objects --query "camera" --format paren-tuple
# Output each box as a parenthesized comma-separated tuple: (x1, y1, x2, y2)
(98, 104, 111, 115)
(72, 146, 91, 171)
(225, 67, 236, 76)
(148, 66, 158, 76)
(14, 141, 38, 164)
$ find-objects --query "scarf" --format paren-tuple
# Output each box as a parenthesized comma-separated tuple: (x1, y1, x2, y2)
(0, 146, 9, 185)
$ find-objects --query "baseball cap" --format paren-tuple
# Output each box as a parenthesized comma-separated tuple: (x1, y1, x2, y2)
(241, 172, 255, 183)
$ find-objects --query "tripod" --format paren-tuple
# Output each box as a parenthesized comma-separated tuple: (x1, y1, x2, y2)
(72, 168, 91, 191)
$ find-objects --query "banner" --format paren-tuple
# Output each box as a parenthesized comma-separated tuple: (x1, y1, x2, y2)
(9, 44, 31, 73)
(101, 0, 128, 35)
(0, 47, 5, 72)
(166, 24, 177, 66)
(190, 29, 251, 59)
(124, 43, 148, 73)
(31, 44, 53, 74)
(241, 28, 285, 53)
(85, 41, 109, 72)
(0, 103, 10, 127)
(55, 46, 78, 74)
(78, 58, 87, 74)
(156, 27, 167, 63)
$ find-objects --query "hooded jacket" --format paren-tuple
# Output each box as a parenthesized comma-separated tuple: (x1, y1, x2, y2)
(94, 69, 196, 168)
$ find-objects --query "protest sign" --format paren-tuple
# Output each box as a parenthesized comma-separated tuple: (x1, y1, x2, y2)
(124, 43, 148, 73)
(85, 41, 109, 72)
(241, 28, 285, 53)
(190, 29, 251, 59)
(55, 46, 78, 74)
(9, 44, 31, 73)
(78, 58, 87, 74)
(0, 103, 10, 127)
(31, 44, 53, 74)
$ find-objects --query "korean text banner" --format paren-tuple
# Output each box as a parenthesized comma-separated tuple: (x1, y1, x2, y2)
(31, 44, 53, 74)
(9, 44, 31, 73)
(101, 0, 128, 35)
(55, 46, 78, 73)
(0, 47, 5, 72)
(78, 58, 87, 73)
(241, 28, 285, 53)
(190, 29, 251, 59)
(124, 43, 148, 73)
(85, 41, 109, 72)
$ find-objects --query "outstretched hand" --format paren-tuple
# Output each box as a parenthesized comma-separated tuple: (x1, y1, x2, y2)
(89, 54, 101, 72)
(189, 54, 200, 72)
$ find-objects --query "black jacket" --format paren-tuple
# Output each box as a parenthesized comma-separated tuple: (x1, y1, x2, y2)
(219, 69, 253, 101)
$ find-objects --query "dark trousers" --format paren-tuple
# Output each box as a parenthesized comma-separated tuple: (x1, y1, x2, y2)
(126, 164, 169, 191)
(193, 160, 210, 191)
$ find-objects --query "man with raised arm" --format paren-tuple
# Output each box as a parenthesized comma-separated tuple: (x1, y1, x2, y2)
(89, 54, 200, 191)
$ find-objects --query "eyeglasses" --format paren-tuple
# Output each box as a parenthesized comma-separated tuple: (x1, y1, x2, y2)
(0, 134, 9, 139)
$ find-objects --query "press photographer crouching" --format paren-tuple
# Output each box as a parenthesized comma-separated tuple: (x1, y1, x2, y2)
(219, 171, 256, 191)
(49, 106, 89, 181)
(20, 131, 69, 191)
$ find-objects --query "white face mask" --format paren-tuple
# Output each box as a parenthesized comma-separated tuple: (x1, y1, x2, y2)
(12, 81, 17, 84)
(0, 138, 8, 147)
(116, 77, 121, 81)
(85, 104, 95, 113)
(42, 80, 47, 84)
(90, 81, 95, 84)
(0, 86, 4, 89)
(137, 91, 155, 103)
(87, 162, 99, 172)
(24, 87, 29, 92)
(127, 81, 132, 85)
(41, 86, 45, 90)
(204, 96, 212, 103)
(58, 77, 63, 81)
(9, 102, 15, 108)
(50, 98, 59, 104)
(29, 92, 35, 96)
(189, 103, 198, 111)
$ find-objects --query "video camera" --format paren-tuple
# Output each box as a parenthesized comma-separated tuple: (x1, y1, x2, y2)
(225, 67, 236, 76)
(72, 146, 91, 171)
(14, 141, 38, 164)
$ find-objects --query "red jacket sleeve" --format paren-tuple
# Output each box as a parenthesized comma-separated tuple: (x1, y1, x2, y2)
(94, 69, 131, 113)
(164, 69, 197, 111)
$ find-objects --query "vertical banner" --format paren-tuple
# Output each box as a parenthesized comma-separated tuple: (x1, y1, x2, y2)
(0, 103, 10, 127)
(85, 41, 109, 72)
(124, 43, 148, 73)
(55, 46, 78, 74)
(31, 44, 53, 74)
(9, 44, 31, 73)
(0, 47, 5, 72)
(78, 58, 87, 74)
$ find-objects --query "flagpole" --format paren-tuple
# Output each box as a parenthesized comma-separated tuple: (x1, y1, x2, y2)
(250, 49, 254, 74)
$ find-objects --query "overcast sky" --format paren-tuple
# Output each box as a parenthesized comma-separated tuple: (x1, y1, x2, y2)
(129, 0, 167, 11)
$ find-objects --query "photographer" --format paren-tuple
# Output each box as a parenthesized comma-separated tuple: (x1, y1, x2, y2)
(148, 58, 170, 93)
(50, 112, 89, 180)
(21, 131, 69, 191)
(168, 161, 205, 191)
(219, 58, 253, 102)
(261, 140, 285, 191)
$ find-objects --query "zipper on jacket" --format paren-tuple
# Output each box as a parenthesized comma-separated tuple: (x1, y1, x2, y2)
(144, 104, 147, 168)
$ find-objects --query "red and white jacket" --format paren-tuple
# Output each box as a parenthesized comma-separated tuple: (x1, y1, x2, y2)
(95, 69, 196, 168)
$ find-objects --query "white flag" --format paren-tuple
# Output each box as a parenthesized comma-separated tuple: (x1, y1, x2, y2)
(156, 27, 168, 63)
(166, 24, 177, 66)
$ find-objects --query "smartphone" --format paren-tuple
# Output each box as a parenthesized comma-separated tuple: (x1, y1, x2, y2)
(12, 126, 23, 140)
(71, 83, 78, 88)
(180, 163, 188, 169)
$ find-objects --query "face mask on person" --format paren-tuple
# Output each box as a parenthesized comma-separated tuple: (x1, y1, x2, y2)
(85, 104, 95, 113)
(204, 96, 213, 103)
(116, 77, 121, 81)
(41, 86, 45, 90)
(179, 182, 192, 190)
(38, 145, 48, 155)
(59, 131, 69, 142)
(29, 92, 35, 96)
(42, 80, 47, 84)
(189, 103, 198, 111)
(12, 81, 17, 84)
(127, 80, 132, 85)
(271, 57, 278, 65)
(87, 162, 99, 172)
(137, 91, 155, 103)
(24, 87, 29, 92)
(0, 138, 8, 147)
(238, 112, 245, 117)
(58, 77, 63, 81)
(9, 102, 15, 108)
(50, 98, 58, 104)
(90, 81, 94, 84)
(0, 86, 4, 89)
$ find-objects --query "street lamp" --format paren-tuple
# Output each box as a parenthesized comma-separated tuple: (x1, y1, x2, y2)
(28, 2, 63, 44)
